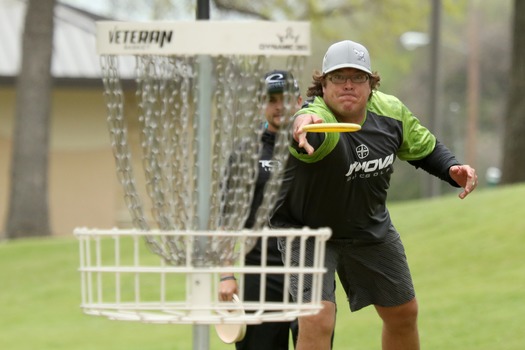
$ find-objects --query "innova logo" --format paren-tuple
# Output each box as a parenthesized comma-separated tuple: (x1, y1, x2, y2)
(345, 144, 394, 178)
(356, 144, 369, 159)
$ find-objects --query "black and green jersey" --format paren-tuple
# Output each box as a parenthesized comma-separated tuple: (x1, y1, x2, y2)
(270, 91, 460, 241)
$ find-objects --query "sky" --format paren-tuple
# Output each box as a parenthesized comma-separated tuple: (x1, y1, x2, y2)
(59, 0, 246, 20)
(60, 0, 194, 20)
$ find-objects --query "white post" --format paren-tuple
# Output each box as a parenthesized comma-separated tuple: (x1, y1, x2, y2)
(192, 53, 213, 349)
(193, 0, 212, 346)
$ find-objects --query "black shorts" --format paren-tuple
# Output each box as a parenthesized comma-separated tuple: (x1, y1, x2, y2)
(279, 229, 415, 312)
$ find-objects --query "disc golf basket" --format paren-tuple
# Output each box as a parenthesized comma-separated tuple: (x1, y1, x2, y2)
(74, 20, 330, 347)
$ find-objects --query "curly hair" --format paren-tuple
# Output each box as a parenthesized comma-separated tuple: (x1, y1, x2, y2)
(305, 70, 381, 101)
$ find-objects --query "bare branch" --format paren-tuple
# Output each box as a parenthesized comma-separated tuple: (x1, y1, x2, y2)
(212, 0, 271, 20)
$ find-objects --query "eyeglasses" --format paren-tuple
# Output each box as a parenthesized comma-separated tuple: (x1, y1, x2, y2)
(327, 73, 370, 85)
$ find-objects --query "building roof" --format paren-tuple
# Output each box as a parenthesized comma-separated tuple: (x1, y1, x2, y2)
(0, 0, 133, 85)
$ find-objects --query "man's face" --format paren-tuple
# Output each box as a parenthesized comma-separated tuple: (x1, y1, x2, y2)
(322, 68, 371, 123)
(265, 93, 302, 132)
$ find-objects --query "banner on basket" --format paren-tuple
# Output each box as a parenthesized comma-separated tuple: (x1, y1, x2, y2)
(96, 21, 310, 56)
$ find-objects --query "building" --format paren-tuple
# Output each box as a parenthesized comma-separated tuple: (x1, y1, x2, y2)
(0, 0, 135, 236)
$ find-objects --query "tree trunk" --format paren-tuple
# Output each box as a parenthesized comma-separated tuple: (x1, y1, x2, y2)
(5, 0, 56, 238)
(501, 0, 525, 184)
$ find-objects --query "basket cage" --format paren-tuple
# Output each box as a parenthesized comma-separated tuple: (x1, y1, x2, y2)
(75, 227, 330, 324)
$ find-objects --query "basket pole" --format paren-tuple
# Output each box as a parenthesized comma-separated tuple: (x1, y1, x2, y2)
(193, 0, 212, 348)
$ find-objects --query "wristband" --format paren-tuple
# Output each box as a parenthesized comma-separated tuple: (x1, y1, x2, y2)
(220, 275, 236, 282)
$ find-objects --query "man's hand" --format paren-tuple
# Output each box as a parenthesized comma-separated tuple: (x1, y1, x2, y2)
(293, 114, 323, 155)
(218, 275, 238, 301)
(449, 165, 478, 199)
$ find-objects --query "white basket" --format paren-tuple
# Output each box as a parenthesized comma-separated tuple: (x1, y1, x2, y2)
(74, 227, 330, 325)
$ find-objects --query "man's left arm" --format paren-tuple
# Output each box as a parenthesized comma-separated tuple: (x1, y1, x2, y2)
(408, 140, 477, 199)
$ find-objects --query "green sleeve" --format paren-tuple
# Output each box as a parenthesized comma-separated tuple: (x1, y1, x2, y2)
(289, 97, 340, 163)
(368, 92, 436, 161)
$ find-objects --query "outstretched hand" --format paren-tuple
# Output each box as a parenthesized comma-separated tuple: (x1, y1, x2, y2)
(449, 165, 478, 199)
(293, 114, 323, 155)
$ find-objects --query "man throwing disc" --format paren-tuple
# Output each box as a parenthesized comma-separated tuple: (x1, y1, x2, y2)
(270, 40, 478, 350)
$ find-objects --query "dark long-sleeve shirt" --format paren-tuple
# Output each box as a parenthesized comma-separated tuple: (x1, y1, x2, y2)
(270, 92, 460, 241)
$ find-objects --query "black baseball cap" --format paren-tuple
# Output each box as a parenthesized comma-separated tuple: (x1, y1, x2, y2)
(264, 70, 299, 94)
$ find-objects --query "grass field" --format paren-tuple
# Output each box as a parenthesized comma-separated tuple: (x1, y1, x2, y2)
(1, 183, 524, 349)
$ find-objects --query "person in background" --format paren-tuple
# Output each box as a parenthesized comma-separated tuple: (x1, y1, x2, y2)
(270, 40, 478, 350)
(218, 70, 303, 350)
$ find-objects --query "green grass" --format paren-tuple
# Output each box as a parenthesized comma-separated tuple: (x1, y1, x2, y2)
(1, 183, 524, 349)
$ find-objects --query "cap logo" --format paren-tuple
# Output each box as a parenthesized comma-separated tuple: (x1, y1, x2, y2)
(266, 72, 286, 91)
(265, 71, 298, 93)
(353, 48, 366, 63)
(266, 72, 285, 84)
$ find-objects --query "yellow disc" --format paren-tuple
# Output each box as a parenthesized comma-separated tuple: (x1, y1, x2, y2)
(302, 122, 361, 133)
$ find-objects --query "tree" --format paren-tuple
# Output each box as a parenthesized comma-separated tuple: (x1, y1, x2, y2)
(5, 0, 56, 239)
(501, 0, 525, 184)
